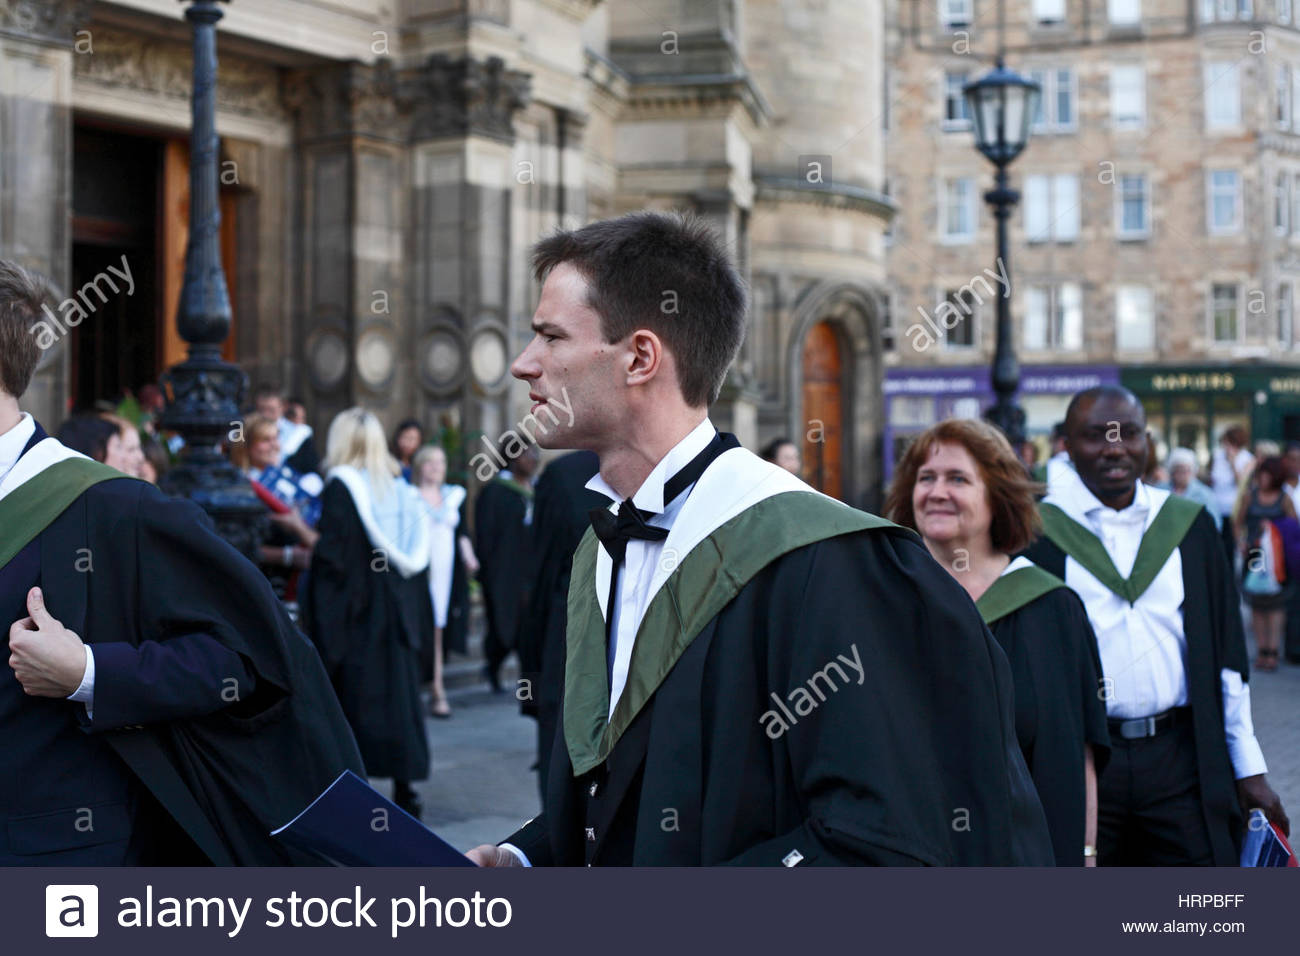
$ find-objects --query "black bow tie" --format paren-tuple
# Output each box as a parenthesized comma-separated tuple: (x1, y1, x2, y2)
(588, 431, 739, 567)
(589, 501, 667, 566)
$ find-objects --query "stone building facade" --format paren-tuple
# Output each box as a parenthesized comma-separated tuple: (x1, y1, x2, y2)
(885, 0, 1300, 475)
(1, 0, 893, 508)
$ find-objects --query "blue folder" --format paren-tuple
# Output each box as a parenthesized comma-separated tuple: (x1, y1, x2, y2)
(1240, 809, 1296, 867)
(272, 770, 475, 867)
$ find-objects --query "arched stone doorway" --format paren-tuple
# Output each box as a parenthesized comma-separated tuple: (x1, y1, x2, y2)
(801, 320, 844, 499)
(783, 282, 886, 510)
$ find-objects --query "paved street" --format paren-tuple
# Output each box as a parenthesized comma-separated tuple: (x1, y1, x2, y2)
(1243, 632, 1300, 817)
(410, 681, 542, 855)
(401, 621, 1300, 857)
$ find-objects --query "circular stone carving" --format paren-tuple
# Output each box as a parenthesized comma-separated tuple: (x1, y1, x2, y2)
(356, 328, 396, 388)
(308, 329, 349, 391)
(469, 328, 508, 388)
(422, 329, 464, 389)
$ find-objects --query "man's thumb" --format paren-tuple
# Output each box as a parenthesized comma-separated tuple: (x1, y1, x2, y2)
(26, 587, 54, 627)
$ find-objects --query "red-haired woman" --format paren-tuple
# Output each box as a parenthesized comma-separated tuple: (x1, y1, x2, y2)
(888, 418, 1110, 866)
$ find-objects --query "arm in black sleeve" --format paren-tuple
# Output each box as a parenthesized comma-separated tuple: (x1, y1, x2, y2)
(724, 530, 1040, 865)
(1199, 510, 1250, 677)
(87, 486, 268, 731)
(1067, 588, 1111, 775)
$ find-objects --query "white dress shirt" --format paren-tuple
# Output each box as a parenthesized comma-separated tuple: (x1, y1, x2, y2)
(585, 417, 716, 718)
(0, 412, 36, 484)
(1045, 474, 1266, 779)
(500, 418, 716, 868)
(0, 412, 95, 714)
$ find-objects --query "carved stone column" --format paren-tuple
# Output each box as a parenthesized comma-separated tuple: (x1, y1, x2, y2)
(402, 54, 530, 474)
(283, 61, 409, 434)
(0, 0, 92, 427)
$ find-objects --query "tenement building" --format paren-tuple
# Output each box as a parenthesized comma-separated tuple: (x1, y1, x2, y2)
(1, 0, 893, 507)
(885, 0, 1300, 477)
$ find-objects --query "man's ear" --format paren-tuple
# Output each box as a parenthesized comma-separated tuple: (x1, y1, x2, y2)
(625, 329, 663, 387)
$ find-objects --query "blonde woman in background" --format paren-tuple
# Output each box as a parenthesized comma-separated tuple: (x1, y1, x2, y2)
(301, 407, 432, 818)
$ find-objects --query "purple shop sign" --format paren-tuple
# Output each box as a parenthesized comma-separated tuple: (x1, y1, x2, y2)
(1018, 364, 1120, 395)
(882, 365, 1120, 479)
(883, 370, 987, 395)
(884, 364, 1117, 399)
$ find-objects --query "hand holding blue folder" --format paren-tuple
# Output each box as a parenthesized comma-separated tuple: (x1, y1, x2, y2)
(1240, 809, 1297, 868)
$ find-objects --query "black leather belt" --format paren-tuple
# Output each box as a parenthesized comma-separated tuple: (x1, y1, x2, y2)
(1108, 706, 1189, 740)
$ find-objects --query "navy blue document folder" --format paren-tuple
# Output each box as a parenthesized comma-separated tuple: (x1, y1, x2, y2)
(272, 770, 475, 867)
(1240, 809, 1297, 867)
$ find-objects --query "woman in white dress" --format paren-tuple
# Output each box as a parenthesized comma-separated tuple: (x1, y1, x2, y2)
(413, 445, 479, 717)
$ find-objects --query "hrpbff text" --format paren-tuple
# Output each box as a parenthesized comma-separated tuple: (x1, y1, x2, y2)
(114, 885, 511, 938)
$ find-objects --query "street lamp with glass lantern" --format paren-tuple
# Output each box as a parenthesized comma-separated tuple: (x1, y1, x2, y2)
(962, 61, 1040, 447)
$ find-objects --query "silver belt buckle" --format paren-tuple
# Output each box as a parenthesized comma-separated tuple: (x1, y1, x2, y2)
(1120, 716, 1156, 739)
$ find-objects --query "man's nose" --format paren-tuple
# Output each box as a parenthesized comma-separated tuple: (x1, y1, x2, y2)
(510, 341, 539, 381)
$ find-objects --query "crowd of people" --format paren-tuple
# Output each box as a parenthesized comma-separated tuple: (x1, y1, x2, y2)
(1, 211, 1293, 867)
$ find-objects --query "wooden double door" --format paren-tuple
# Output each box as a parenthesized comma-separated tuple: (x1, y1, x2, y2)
(71, 123, 239, 409)
(800, 320, 845, 501)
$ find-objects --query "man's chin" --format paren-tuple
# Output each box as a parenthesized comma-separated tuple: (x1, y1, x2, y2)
(533, 430, 574, 451)
(1089, 474, 1136, 499)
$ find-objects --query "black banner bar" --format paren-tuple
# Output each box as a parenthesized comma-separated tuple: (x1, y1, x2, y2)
(5, 867, 1292, 954)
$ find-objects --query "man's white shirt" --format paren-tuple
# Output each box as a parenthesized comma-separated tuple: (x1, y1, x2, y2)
(0, 412, 36, 490)
(584, 417, 716, 719)
(501, 416, 807, 864)
(1045, 469, 1266, 779)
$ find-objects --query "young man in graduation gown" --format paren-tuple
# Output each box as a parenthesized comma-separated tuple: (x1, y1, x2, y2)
(1024, 385, 1289, 865)
(0, 259, 364, 865)
(467, 213, 1053, 867)
(475, 443, 539, 691)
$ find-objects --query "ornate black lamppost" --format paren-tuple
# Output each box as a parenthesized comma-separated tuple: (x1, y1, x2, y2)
(963, 61, 1040, 447)
(160, 0, 265, 558)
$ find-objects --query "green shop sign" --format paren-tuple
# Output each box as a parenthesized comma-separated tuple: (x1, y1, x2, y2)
(1122, 365, 1300, 396)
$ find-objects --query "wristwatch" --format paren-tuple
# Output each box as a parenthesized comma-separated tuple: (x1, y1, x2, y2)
(1083, 845, 1097, 859)
(283, 545, 294, 567)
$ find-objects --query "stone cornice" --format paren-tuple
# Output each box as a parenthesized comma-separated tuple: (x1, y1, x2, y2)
(400, 53, 531, 144)
(754, 175, 897, 220)
(536, 0, 603, 21)
(283, 60, 401, 143)
(283, 53, 532, 145)
(0, 0, 93, 46)
(583, 45, 630, 101)
(623, 72, 770, 127)
(74, 23, 288, 122)
(1259, 131, 1300, 156)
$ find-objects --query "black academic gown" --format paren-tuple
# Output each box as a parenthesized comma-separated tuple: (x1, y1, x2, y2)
(283, 435, 320, 477)
(303, 479, 430, 782)
(3, 423, 365, 865)
(517, 452, 605, 788)
(475, 478, 532, 662)
(444, 501, 471, 657)
(1022, 509, 1250, 866)
(507, 526, 1055, 866)
(988, 587, 1111, 866)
